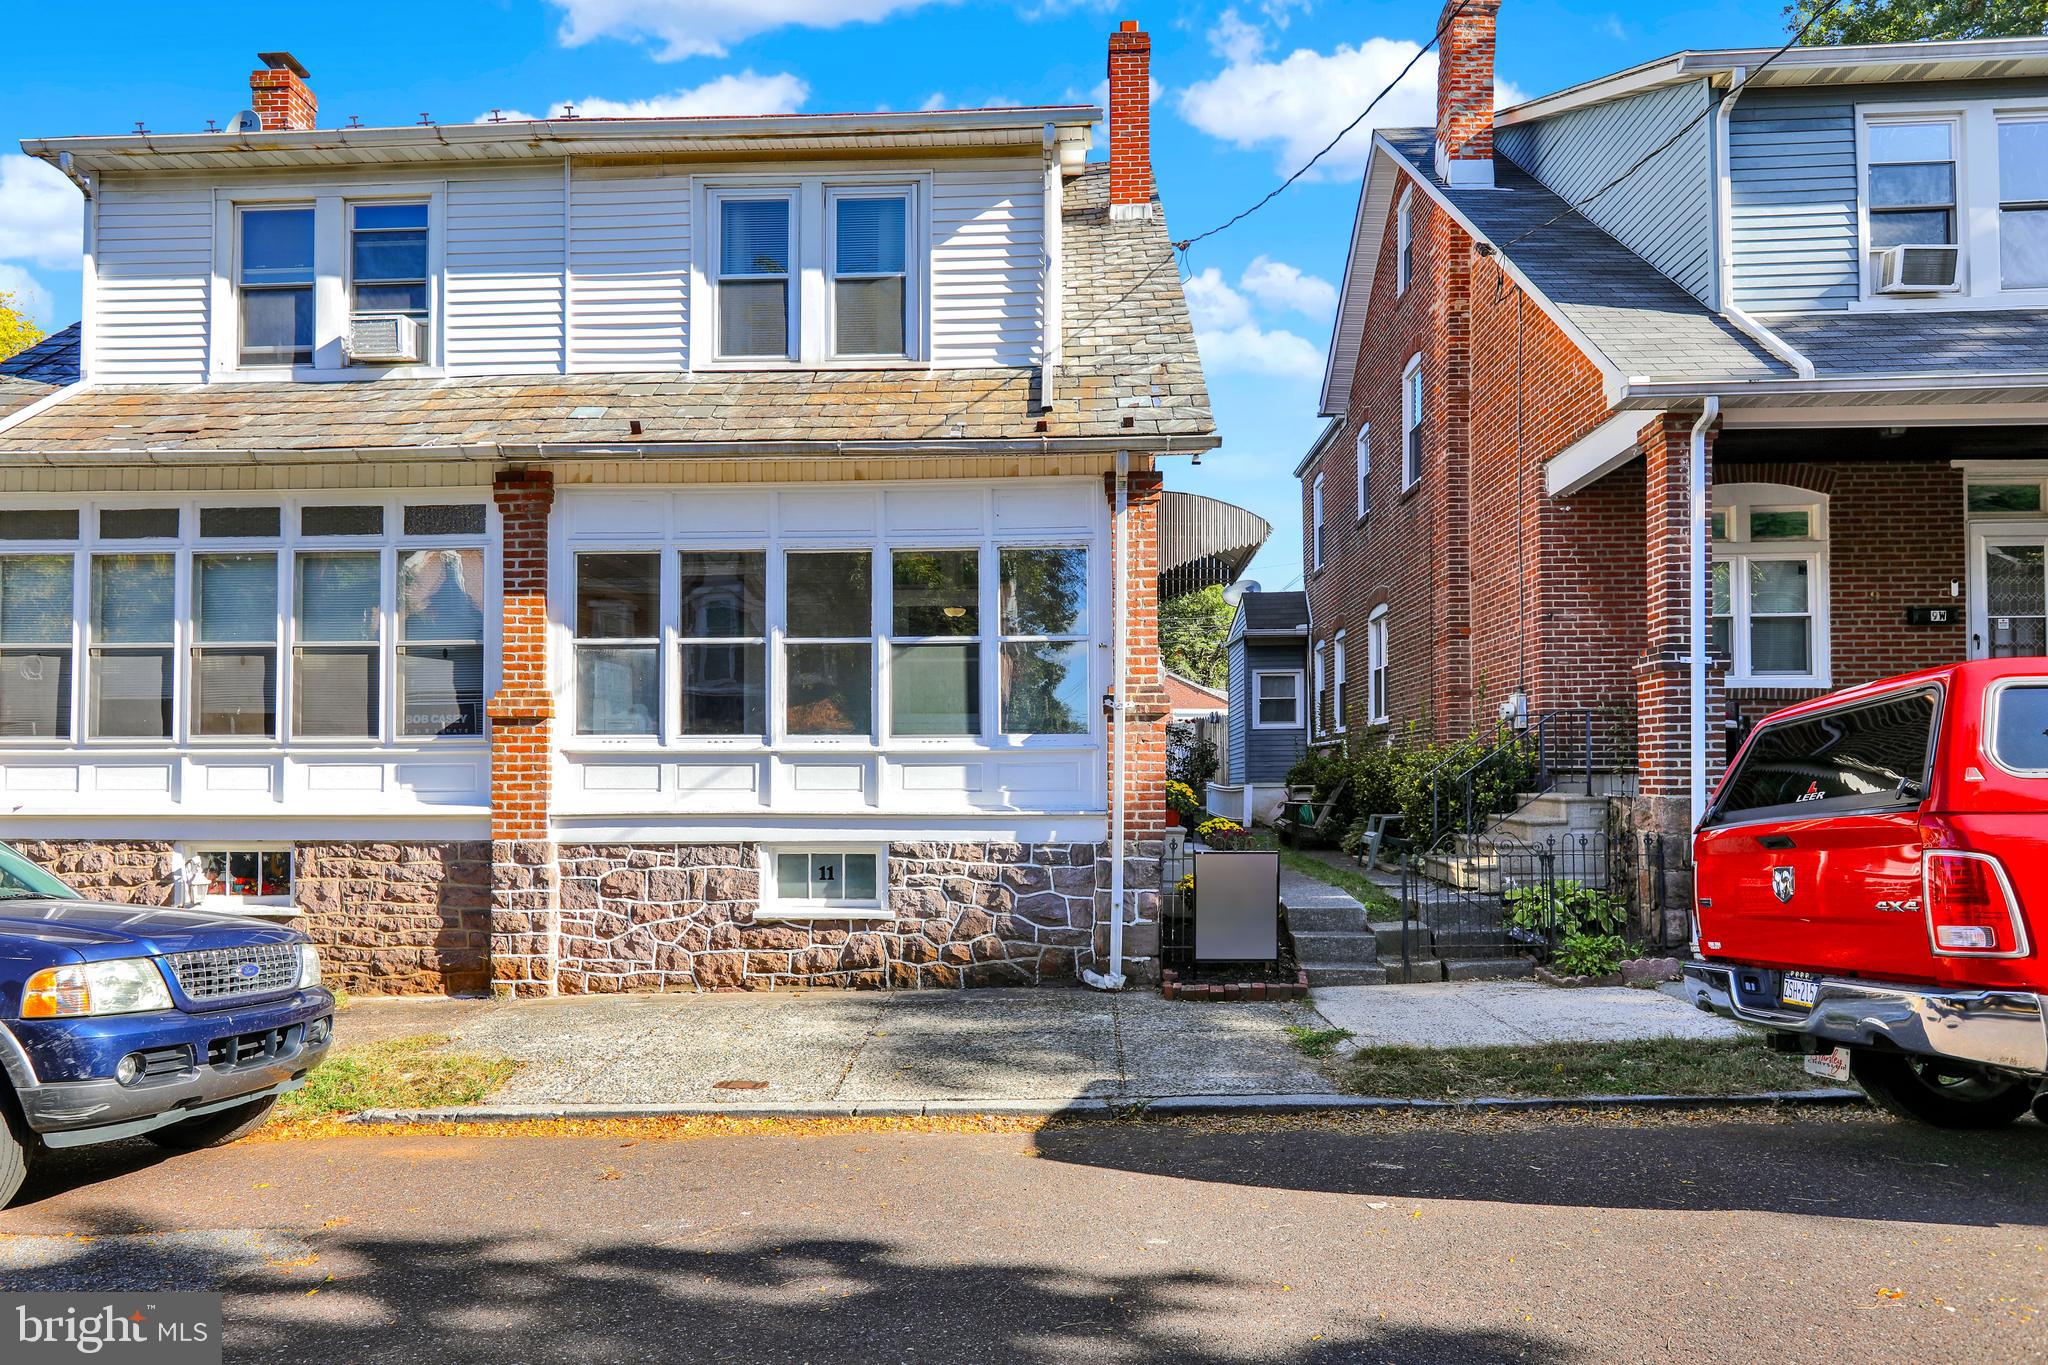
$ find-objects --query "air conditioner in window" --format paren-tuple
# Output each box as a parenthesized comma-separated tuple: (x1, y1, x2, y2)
(346, 314, 425, 364)
(1875, 244, 1961, 295)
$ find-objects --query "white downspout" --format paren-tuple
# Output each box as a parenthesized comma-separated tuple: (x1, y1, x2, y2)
(1714, 68, 1815, 380)
(1085, 450, 1131, 991)
(1689, 397, 1718, 829)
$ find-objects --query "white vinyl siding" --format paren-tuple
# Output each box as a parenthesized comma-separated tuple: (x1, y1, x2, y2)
(566, 167, 690, 372)
(91, 183, 215, 383)
(443, 168, 566, 375)
(929, 167, 1044, 367)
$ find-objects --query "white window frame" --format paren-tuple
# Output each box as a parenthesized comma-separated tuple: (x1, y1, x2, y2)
(696, 175, 930, 371)
(184, 843, 298, 919)
(756, 844, 890, 920)
(1711, 484, 1831, 690)
(1355, 424, 1371, 521)
(1332, 629, 1348, 733)
(825, 185, 919, 362)
(1852, 97, 2048, 311)
(0, 550, 76, 741)
(1367, 607, 1389, 724)
(1401, 356, 1424, 489)
(572, 550, 663, 739)
(0, 494, 494, 751)
(345, 198, 433, 344)
(1310, 472, 1326, 571)
(1395, 188, 1414, 296)
(210, 183, 447, 380)
(1251, 669, 1304, 730)
(1311, 640, 1327, 736)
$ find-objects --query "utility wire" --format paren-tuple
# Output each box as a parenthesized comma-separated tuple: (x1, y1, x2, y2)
(1494, 0, 1849, 251)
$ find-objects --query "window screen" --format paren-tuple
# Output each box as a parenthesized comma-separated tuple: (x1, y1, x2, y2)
(1716, 690, 1938, 819)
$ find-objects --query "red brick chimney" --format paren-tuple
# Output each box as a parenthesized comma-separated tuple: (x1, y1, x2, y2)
(250, 52, 317, 132)
(1433, 0, 1500, 187)
(1107, 20, 1153, 221)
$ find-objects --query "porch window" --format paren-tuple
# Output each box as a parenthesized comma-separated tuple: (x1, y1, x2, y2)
(574, 553, 661, 736)
(293, 551, 380, 738)
(998, 547, 1089, 735)
(1252, 671, 1302, 728)
(785, 551, 874, 737)
(1367, 608, 1388, 724)
(1711, 485, 1829, 688)
(678, 551, 767, 737)
(0, 555, 73, 739)
(890, 549, 979, 736)
(91, 554, 176, 739)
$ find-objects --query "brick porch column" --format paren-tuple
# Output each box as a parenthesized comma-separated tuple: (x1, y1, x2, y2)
(1633, 414, 1721, 928)
(1102, 468, 1170, 982)
(488, 468, 559, 998)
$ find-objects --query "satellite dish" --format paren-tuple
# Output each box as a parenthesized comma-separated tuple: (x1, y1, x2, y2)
(1221, 578, 1262, 608)
(226, 109, 262, 134)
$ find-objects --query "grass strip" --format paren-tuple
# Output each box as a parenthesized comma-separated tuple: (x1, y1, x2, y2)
(279, 1034, 519, 1120)
(1333, 1036, 1816, 1100)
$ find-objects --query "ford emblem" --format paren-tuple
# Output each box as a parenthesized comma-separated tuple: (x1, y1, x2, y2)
(238, 961, 262, 978)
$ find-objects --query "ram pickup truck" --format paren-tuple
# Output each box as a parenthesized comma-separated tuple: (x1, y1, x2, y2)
(1687, 659, 2047, 1129)
(0, 841, 333, 1205)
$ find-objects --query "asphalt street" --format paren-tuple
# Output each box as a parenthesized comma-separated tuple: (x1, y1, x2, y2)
(1, 1108, 2042, 1363)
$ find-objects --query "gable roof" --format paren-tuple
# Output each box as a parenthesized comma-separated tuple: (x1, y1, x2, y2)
(0, 324, 81, 420)
(1164, 671, 1228, 714)
(1227, 590, 1310, 644)
(0, 171, 1215, 461)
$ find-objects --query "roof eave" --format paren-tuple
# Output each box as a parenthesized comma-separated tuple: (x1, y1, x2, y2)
(1619, 370, 2048, 405)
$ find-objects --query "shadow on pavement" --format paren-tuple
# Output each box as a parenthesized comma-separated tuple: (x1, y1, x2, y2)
(13, 1211, 1574, 1364)
(1030, 1110, 2048, 1227)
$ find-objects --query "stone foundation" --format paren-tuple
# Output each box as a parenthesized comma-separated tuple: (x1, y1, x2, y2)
(555, 841, 1108, 992)
(1617, 794, 1695, 942)
(295, 842, 493, 996)
(16, 841, 179, 906)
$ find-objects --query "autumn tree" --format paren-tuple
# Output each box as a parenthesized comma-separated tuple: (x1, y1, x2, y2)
(0, 292, 45, 363)
(1786, 0, 2047, 44)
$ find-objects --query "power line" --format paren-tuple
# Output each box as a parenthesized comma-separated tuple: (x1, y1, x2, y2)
(1495, 0, 1849, 252)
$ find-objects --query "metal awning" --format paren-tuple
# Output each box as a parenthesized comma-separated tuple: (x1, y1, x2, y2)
(1158, 491, 1270, 597)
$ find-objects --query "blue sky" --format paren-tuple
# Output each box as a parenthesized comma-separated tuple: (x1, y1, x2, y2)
(0, 0, 1795, 586)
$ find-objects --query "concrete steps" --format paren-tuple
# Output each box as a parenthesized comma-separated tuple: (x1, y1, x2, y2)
(1298, 963, 1391, 986)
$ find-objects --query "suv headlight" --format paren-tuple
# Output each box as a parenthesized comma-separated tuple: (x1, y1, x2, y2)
(296, 943, 322, 990)
(22, 958, 173, 1018)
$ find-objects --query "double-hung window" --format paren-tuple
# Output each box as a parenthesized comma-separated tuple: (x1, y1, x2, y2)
(1395, 189, 1414, 294)
(1332, 630, 1348, 733)
(890, 549, 979, 736)
(1866, 120, 1957, 254)
(237, 206, 315, 367)
(90, 554, 176, 739)
(1998, 118, 2048, 291)
(397, 543, 485, 737)
(679, 552, 767, 737)
(831, 191, 910, 359)
(574, 553, 661, 737)
(717, 194, 796, 361)
(1355, 426, 1371, 520)
(349, 202, 431, 336)
(785, 551, 874, 737)
(1310, 474, 1325, 571)
(1367, 609, 1389, 724)
(998, 547, 1089, 735)
(193, 553, 280, 738)
(0, 554, 74, 739)
(1710, 486, 1828, 688)
(1402, 358, 1424, 488)
(293, 551, 380, 738)
(1252, 671, 1302, 728)
(1312, 641, 1327, 735)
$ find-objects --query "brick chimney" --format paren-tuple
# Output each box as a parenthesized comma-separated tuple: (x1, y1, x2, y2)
(1107, 20, 1154, 221)
(1433, 0, 1500, 187)
(250, 52, 317, 132)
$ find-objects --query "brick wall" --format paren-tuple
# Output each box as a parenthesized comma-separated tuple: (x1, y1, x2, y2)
(489, 467, 560, 998)
(1105, 467, 1168, 982)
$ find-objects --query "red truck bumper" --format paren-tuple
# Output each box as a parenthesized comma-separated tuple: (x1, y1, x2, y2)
(1683, 962, 2047, 1077)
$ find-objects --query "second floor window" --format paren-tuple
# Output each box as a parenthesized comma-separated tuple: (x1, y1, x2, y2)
(238, 207, 315, 367)
(1998, 119, 2048, 291)
(350, 202, 430, 332)
(1402, 358, 1424, 488)
(832, 193, 910, 359)
(1332, 630, 1348, 733)
(718, 195, 795, 360)
(1311, 474, 1325, 571)
(1867, 120, 1956, 252)
(1355, 426, 1371, 520)
(1396, 188, 1414, 294)
(1368, 610, 1388, 724)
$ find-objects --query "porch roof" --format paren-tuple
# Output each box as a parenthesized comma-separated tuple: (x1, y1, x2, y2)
(1768, 311, 2048, 379)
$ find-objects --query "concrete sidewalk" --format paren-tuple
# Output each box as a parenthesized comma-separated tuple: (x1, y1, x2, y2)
(1309, 980, 1746, 1049)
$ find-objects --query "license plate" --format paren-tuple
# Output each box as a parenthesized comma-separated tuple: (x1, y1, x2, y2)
(1803, 1047, 1852, 1084)
(1780, 972, 1820, 1009)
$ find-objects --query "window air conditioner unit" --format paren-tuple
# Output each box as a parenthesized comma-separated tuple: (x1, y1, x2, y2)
(1875, 244, 1961, 295)
(347, 314, 425, 364)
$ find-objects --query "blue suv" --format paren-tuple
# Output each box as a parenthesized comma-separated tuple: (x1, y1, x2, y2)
(0, 841, 334, 1205)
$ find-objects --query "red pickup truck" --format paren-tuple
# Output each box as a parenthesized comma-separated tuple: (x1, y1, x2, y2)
(1686, 659, 2047, 1129)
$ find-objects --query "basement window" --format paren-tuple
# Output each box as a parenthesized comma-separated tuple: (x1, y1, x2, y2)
(189, 845, 297, 917)
(760, 847, 887, 919)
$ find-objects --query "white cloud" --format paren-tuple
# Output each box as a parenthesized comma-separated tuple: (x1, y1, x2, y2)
(478, 71, 810, 123)
(547, 0, 952, 61)
(1239, 255, 1335, 319)
(1194, 323, 1322, 379)
(1178, 29, 1524, 178)
(0, 263, 53, 327)
(1209, 9, 1266, 64)
(920, 91, 951, 112)
(0, 155, 82, 270)
(1183, 268, 1252, 331)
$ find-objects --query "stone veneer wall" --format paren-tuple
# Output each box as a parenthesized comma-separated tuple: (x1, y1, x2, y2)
(555, 841, 1107, 992)
(294, 842, 493, 996)
(16, 841, 179, 906)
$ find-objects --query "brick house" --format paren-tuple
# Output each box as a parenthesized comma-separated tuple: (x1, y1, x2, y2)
(1302, 8, 2048, 900)
(0, 24, 1218, 996)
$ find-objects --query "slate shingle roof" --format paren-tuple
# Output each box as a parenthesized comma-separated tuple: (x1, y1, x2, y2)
(1769, 309, 2048, 377)
(1378, 129, 1790, 384)
(0, 171, 1214, 456)
(0, 323, 81, 419)
(1237, 591, 1309, 634)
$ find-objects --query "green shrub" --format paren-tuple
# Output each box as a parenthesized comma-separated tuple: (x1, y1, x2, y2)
(1503, 879, 1626, 937)
(1553, 931, 1628, 978)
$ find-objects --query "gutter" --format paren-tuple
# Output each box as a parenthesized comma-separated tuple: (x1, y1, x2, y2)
(1617, 370, 2048, 404)
(1040, 124, 1063, 413)
(1688, 398, 1717, 829)
(1713, 68, 1814, 381)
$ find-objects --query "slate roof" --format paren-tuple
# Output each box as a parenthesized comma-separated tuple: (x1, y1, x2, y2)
(1234, 590, 1310, 635)
(0, 323, 81, 419)
(0, 171, 1214, 457)
(1769, 309, 2048, 378)
(1377, 129, 1790, 384)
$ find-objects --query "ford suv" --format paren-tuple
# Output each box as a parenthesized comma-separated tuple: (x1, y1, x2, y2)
(1686, 659, 2047, 1129)
(0, 841, 333, 1204)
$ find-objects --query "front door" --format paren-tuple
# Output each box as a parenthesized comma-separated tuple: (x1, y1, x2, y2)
(1970, 525, 2048, 659)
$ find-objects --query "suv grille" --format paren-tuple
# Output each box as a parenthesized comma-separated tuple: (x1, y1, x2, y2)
(164, 943, 299, 1001)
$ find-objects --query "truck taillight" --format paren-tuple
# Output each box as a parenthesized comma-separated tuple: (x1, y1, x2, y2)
(1923, 850, 2031, 958)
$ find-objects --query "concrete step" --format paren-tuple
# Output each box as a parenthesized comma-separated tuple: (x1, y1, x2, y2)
(1430, 930, 1515, 955)
(1290, 931, 1381, 964)
(1285, 901, 1372, 934)
(1380, 958, 1447, 984)
(1517, 792, 1610, 832)
(1302, 962, 1390, 986)
(1370, 921, 1426, 956)
(1445, 956, 1537, 981)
